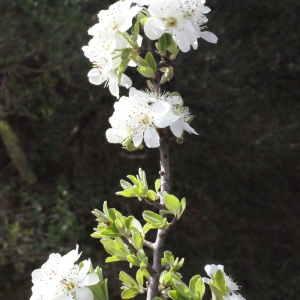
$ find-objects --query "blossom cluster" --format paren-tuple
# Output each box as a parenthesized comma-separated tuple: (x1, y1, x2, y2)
(204, 264, 246, 300)
(30, 245, 99, 300)
(106, 87, 198, 148)
(82, 0, 217, 97)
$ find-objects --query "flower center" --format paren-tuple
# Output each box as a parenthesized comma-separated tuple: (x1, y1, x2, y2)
(165, 17, 178, 28)
(61, 278, 76, 292)
(138, 113, 150, 125)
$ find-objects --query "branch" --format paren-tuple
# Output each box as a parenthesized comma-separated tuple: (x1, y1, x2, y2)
(160, 215, 177, 238)
(143, 197, 166, 210)
(143, 239, 154, 250)
(120, 236, 138, 255)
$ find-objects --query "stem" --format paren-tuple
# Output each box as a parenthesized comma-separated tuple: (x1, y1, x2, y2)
(146, 129, 170, 300)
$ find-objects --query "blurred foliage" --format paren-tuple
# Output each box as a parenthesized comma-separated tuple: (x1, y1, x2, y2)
(0, 0, 300, 300)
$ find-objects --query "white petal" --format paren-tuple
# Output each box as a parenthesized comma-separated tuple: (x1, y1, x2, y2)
(120, 74, 132, 89)
(182, 122, 198, 135)
(144, 127, 160, 148)
(144, 17, 165, 40)
(200, 31, 218, 43)
(173, 29, 191, 53)
(132, 127, 144, 147)
(108, 77, 120, 98)
(79, 273, 100, 286)
(170, 120, 183, 137)
(76, 287, 94, 300)
(87, 69, 105, 85)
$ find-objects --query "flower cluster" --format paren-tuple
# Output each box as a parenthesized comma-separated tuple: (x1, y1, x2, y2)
(106, 87, 198, 148)
(144, 0, 218, 52)
(203, 264, 246, 300)
(30, 245, 99, 300)
(82, 0, 217, 97)
(82, 0, 143, 98)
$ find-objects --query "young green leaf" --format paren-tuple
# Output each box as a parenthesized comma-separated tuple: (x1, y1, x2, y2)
(145, 52, 157, 73)
(165, 194, 181, 215)
(137, 66, 155, 78)
(142, 210, 164, 228)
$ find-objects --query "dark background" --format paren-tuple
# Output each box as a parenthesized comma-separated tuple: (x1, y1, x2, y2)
(1, 0, 300, 299)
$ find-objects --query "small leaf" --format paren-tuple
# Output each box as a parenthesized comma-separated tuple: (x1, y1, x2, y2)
(168, 290, 188, 300)
(127, 254, 141, 267)
(136, 56, 150, 67)
(214, 270, 226, 296)
(132, 232, 143, 250)
(194, 277, 205, 300)
(118, 58, 130, 84)
(147, 189, 158, 201)
(116, 189, 137, 198)
(121, 48, 133, 61)
(157, 33, 173, 54)
(145, 52, 157, 73)
(165, 194, 181, 215)
(136, 269, 144, 287)
(120, 179, 133, 190)
(121, 288, 140, 299)
(137, 66, 155, 78)
(155, 179, 161, 192)
(131, 20, 140, 39)
(100, 227, 120, 238)
(120, 271, 138, 288)
(127, 175, 140, 186)
(142, 211, 164, 228)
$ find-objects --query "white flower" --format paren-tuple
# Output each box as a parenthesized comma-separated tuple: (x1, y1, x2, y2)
(224, 293, 246, 300)
(98, 0, 142, 33)
(30, 245, 99, 300)
(87, 67, 132, 98)
(169, 105, 198, 137)
(203, 264, 240, 295)
(144, 0, 217, 52)
(106, 88, 177, 148)
(203, 264, 246, 300)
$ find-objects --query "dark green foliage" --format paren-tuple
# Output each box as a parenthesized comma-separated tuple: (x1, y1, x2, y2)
(0, 0, 300, 300)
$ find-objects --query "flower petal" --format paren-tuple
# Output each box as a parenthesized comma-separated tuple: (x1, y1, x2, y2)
(144, 17, 165, 40)
(144, 127, 160, 148)
(200, 31, 218, 43)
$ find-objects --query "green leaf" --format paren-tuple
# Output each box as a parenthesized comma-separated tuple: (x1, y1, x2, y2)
(137, 66, 155, 78)
(179, 198, 186, 219)
(136, 56, 150, 67)
(121, 48, 133, 61)
(145, 52, 157, 73)
(209, 283, 224, 300)
(194, 277, 205, 300)
(118, 58, 130, 84)
(142, 210, 164, 228)
(127, 175, 140, 186)
(165, 194, 181, 215)
(136, 269, 144, 287)
(168, 290, 189, 300)
(115, 218, 126, 235)
(138, 182, 147, 196)
(120, 271, 138, 287)
(157, 33, 173, 54)
(214, 270, 226, 296)
(120, 179, 133, 190)
(160, 66, 174, 84)
(127, 254, 141, 267)
(131, 19, 140, 39)
(189, 275, 200, 292)
(121, 288, 140, 299)
(131, 232, 143, 250)
(155, 179, 161, 192)
(147, 189, 158, 201)
(125, 216, 134, 229)
(100, 227, 120, 238)
(116, 189, 137, 198)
